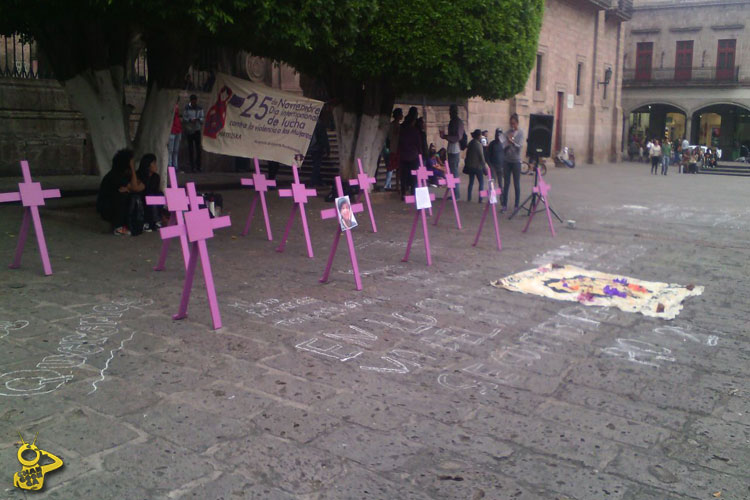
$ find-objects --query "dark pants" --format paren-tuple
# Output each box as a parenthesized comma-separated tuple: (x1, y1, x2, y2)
(400, 158, 418, 196)
(310, 150, 324, 185)
(650, 156, 660, 174)
(502, 161, 521, 208)
(186, 131, 202, 172)
(489, 162, 503, 187)
(111, 192, 129, 228)
(466, 172, 484, 202)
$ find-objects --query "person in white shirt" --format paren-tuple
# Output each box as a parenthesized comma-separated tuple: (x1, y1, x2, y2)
(649, 139, 662, 175)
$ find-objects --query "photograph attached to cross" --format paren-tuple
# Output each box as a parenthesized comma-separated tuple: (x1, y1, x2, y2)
(320, 176, 364, 290)
(347, 158, 377, 232)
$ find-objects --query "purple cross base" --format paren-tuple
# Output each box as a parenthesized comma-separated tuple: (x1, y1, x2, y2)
(472, 168, 503, 251)
(402, 157, 436, 266)
(159, 182, 231, 330)
(348, 158, 377, 232)
(276, 164, 317, 258)
(433, 169, 462, 229)
(0, 161, 61, 275)
(319, 176, 364, 290)
(522, 175, 556, 237)
(146, 166, 198, 271)
(240, 158, 276, 240)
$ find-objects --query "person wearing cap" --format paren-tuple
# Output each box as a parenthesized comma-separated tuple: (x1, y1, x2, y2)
(183, 94, 205, 172)
(462, 129, 487, 202)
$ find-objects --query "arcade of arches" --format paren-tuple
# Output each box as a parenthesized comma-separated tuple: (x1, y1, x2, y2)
(628, 103, 750, 159)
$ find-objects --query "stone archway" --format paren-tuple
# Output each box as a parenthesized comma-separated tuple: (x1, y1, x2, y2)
(628, 103, 687, 145)
(690, 103, 750, 159)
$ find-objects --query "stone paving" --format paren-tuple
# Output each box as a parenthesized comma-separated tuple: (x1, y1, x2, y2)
(0, 162, 748, 499)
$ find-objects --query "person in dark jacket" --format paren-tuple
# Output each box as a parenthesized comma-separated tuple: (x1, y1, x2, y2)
(398, 107, 423, 198)
(487, 128, 505, 185)
(136, 153, 164, 231)
(463, 129, 487, 202)
(96, 149, 144, 235)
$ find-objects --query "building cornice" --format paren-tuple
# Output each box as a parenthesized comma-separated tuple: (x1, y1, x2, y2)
(634, 0, 750, 11)
(711, 24, 745, 30)
(631, 28, 661, 34)
(668, 26, 703, 32)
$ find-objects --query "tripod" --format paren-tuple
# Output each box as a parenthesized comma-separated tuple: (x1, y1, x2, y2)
(508, 151, 563, 222)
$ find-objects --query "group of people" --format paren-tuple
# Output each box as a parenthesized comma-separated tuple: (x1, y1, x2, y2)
(96, 149, 165, 236)
(631, 135, 720, 175)
(384, 104, 525, 212)
(168, 94, 205, 173)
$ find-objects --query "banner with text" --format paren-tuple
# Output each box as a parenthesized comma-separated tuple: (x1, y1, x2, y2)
(201, 73, 324, 165)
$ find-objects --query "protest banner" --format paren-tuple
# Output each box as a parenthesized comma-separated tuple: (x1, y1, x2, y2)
(202, 73, 324, 165)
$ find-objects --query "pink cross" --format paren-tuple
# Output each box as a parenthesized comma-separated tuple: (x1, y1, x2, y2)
(472, 168, 502, 251)
(146, 167, 196, 271)
(160, 182, 231, 330)
(411, 155, 434, 217)
(402, 162, 436, 266)
(433, 170, 462, 230)
(320, 176, 365, 290)
(0, 161, 61, 275)
(276, 164, 317, 258)
(240, 158, 276, 240)
(347, 159, 377, 232)
(522, 174, 556, 237)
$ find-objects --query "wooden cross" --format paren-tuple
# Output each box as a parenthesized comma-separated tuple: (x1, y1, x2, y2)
(319, 176, 364, 290)
(240, 157, 276, 240)
(146, 166, 196, 271)
(402, 159, 436, 266)
(522, 174, 556, 237)
(472, 168, 502, 251)
(159, 182, 231, 330)
(432, 169, 462, 229)
(347, 158, 377, 232)
(0, 161, 61, 275)
(412, 156, 434, 217)
(276, 164, 317, 258)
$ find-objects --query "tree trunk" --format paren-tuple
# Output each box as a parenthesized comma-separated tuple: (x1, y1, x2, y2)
(61, 67, 131, 177)
(133, 83, 180, 191)
(331, 79, 394, 179)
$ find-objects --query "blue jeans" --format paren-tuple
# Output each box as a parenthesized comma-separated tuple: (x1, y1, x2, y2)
(466, 172, 484, 202)
(168, 133, 181, 168)
(448, 152, 460, 199)
(384, 170, 394, 189)
(661, 156, 670, 175)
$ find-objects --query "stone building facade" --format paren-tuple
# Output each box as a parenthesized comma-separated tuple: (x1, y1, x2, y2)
(622, 0, 750, 158)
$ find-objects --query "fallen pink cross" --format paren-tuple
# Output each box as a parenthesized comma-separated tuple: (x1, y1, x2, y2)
(160, 182, 231, 330)
(432, 169, 462, 229)
(402, 163, 436, 266)
(522, 174, 556, 237)
(276, 164, 317, 258)
(472, 168, 502, 251)
(348, 158, 377, 232)
(146, 166, 197, 271)
(319, 176, 364, 290)
(0, 160, 61, 275)
(240, 157, 276, 240)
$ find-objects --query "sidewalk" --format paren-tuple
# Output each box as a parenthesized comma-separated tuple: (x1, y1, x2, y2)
(0, 162, 748, 499)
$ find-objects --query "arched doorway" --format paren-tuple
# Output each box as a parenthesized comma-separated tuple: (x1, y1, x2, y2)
(691, 104, 750, 160)
(628, 104, 687, 145)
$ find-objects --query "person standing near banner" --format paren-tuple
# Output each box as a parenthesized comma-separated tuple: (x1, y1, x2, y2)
(439, 104, 465, 200)
(168, 98, 182, 169)
(502, 113, 524, 213)
(183, 94, 204, 172)
(398, 107, 422, 199)
(384, 108, 403, 191)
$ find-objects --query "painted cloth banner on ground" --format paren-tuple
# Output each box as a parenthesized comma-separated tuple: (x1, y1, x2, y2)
(201, 73, 323, 165)
(491, 264, 704, 319)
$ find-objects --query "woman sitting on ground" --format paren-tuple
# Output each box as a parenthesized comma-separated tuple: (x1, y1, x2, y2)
(426, 143, 446, 184)
(96, 149, 144, 235)
(136, 153, 165, 232)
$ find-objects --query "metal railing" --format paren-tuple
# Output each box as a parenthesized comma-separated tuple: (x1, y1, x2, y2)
(1, 34, 54, 79)
(617, 0, 634, 18)
(3, 34, 216, 91)
(623, 66, 743, 85)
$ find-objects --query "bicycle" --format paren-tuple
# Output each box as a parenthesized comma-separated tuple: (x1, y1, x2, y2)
(521, 158, 548, 176)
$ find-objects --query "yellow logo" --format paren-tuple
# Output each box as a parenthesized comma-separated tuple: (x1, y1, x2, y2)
(13, 432, 63, 491)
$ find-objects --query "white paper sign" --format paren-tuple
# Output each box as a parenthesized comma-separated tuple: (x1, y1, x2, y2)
(415, 187, 432, 210)
(489, 180, 498, 205)
(567, 93, 574, 109)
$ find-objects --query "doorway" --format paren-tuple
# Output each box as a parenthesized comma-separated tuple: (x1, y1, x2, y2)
(555, 91, 564, 154)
